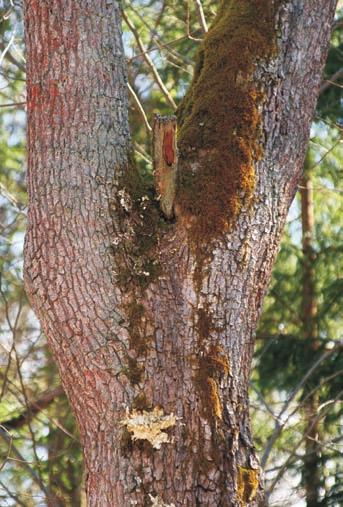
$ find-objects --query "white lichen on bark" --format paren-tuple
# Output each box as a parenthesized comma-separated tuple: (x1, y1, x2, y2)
(149, 494, 176, 507)
(120, 407, 179, 449)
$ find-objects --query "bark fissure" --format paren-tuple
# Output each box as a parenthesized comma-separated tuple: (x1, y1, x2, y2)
(24, 1, 337, 505)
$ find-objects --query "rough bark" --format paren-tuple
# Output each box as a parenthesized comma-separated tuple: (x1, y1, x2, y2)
(24, 1, 337, 506)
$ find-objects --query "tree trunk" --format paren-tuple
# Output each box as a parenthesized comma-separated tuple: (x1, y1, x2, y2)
(23, 1, 337, 505)
(300, 165, 321, 507)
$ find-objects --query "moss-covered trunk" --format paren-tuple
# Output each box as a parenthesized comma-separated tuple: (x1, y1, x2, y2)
(24, 0, 337, 505)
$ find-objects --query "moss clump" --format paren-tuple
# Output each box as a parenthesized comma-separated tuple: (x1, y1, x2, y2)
(195, 346, 230, 421)
(193, 309, 230, 420)
(113, 152, 167, 291)
(125, 301, 147, 356)
(206, 344, 231, 376)
(132, 393, 151, 411)
(120, 427, 133, 455)
(206, 377, 222, 419)
(197, 308, 213, 341)
(237, 466, 259, 506)
(115, 188, 163, 290)
(122, 356, 144, 385)
(176, 0, 278, 246)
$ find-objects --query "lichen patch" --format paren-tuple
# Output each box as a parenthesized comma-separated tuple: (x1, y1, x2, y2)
(120, 407, 179, 449)
(148, 494, 176, 507)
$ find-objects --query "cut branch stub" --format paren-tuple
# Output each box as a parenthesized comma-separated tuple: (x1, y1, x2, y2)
(153, 114, 178, 219)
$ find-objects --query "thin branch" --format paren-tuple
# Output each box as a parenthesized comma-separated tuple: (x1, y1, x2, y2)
(298, 184, 343, 194)
(0, 425, 12, 472)
(0, 101, 26, 108)
(127, 31, 201, 63)
(0, 33, 15, 69)
(127, 82, 152, 132)
(122, 9, 177, 110)
(320, 67, 343, 94)
(1, 386, 64, 430)
(134, 142, 152, 165)
(0, 428, 51, 499)
(13, 340, 45, 485)
(0, 41, 25, 72)
(0, 342, 15, 403)
(0, 480, 27, 507)
(127, 2, 188, 67)
(308, 138, 342, 172)
(0, 182, 27, 214)
(265, 389, 343, 498)
(261, 347, 336, 468)
(250, 383, 277, 420)
(194, 0, 208, 34)
(186, 1, 203, 41)
(146, 0, 167, 50)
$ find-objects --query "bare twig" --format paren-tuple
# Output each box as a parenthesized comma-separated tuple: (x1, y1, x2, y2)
(127, 82, 152, 132)
(127, 31, 201, 62)
(13, 339, 45, 486)
(0, 480, 27, 507)
(308, 137, 342, 171)
(0, 428, 51, 498)
(128, 2, 187, 66)
(194, 0, 208, 34)
(265, 389, 343, 499)
(122, 10, 177, 110)
(320, 68, 343, 94)
(0, 33, 15, 69)
(0, 182, 27, 214)
(0, 425, 13, 472)
(1, 386, 64, 430)
(261, 347, 335, 468)
(0, 41, 25, 72)
(186, 1, 203, 41)
(250, 384, 278, 420)
(134, 142, 152, 165)
(0, 101, 26, 108)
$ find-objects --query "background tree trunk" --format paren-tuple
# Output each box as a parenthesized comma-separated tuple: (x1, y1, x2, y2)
(23, 1, 337, 505)
(300, 164, 321, 507)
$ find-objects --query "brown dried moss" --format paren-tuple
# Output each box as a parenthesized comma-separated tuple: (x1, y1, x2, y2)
(193, 309, 230, 421)
(114, 152, 165, 291)
(237, 466, 259, 506)
(206, 377, 222, 419)
(132, 392, 151, 411)
(176, 0, 278, 246)
(126, 302, 145, 343)
(122, 356, 144, 385)
(195, 346, 230, 421)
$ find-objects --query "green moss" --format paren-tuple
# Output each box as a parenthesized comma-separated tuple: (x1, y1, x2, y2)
(176, 0, 278, 247)
(237, 466, 259, 505)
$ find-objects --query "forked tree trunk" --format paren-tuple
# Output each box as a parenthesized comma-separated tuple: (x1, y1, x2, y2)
(23, 1, 337, 506)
